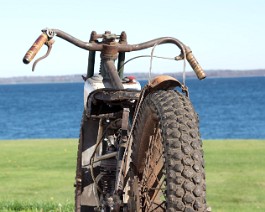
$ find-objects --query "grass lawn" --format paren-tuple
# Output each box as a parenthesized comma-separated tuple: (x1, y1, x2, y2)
(204, 139, 265, 212)
(0, 139, 77, 211)
(0, 139, 265, 211)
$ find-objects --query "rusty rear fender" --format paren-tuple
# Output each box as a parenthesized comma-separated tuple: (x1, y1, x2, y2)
(145, 75, 182, 94)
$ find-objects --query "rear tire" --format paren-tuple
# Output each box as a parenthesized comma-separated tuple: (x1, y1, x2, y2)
(129, 90, 207, 211)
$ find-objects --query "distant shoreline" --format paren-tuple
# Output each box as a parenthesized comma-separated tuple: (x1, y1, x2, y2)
(1, 69, 265, 84)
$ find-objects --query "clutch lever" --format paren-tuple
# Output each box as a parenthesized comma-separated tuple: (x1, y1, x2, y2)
(32, 39, 55, 72)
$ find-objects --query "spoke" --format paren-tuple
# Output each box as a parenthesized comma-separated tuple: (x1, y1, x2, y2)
(149, 201, 166, 212)
(144, 129, 163, 183)
(140, 123, 166, 211)
(149, 174, 165, 205)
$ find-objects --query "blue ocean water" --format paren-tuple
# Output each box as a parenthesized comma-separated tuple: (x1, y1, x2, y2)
(187, 77, 265, 139)
(0, 77, 264, 140)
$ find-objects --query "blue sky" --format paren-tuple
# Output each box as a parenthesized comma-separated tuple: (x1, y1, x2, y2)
(1, 0, 264, 77)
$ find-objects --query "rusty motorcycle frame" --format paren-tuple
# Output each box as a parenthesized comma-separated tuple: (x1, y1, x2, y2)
(23, 28, 207, 212)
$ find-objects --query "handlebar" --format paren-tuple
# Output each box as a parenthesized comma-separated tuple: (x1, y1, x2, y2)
(23, 33, 48, 64)
(23, 28, 206, 80)
(185, 47, 206, 80)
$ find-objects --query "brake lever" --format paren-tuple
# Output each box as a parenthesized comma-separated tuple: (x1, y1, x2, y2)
(32, 39, 55, 72)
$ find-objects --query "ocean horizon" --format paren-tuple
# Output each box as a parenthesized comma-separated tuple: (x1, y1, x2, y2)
(0, 76, 264, 140)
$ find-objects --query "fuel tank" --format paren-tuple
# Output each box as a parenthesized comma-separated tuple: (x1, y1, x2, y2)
(84, 74, 141, 108)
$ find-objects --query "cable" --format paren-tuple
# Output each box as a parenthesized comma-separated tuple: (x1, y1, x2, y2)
(182, 49, 187, 86)
(149, 41, 187, 87)
(89, 118, 122, 194)
(149, 42, 162, 83)
(117, 55, 177, 75)
(89, 121, 111, 194)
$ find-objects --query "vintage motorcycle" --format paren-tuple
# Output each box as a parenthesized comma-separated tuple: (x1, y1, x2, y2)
(23, 28, 207, 211)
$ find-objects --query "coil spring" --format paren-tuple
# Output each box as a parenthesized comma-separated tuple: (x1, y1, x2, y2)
(101, 173, 116, 194)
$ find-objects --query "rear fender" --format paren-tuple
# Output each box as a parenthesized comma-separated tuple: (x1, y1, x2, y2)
(145, 75, 182, 95)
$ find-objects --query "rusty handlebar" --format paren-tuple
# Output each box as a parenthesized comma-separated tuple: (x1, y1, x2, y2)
(23, 33, 48, 64)
(23, 28, 206, 79)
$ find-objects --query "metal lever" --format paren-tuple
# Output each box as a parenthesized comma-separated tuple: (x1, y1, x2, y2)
(32, 39, 54, 72)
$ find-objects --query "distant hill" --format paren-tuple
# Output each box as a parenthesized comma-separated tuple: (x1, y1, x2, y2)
(1, 69, 265, 84)
(132, 69, 265, 80)
(0, 75, 84, 85)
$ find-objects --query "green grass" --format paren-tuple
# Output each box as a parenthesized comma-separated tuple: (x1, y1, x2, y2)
(0, 139, 77, 211)
(204, 139, 265, 212)
(0, 139, 265, 211)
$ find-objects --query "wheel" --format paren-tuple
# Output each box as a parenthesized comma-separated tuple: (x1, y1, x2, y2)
(75, 112, 101, 212)
(129, 90, 207, 211)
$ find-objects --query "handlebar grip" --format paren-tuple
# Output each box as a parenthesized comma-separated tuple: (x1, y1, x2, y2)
(186, 51, 206, 80)
(23, 33, 48, 64)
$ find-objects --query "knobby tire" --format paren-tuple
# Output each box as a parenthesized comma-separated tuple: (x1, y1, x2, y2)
(129, 90, 207, 212)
